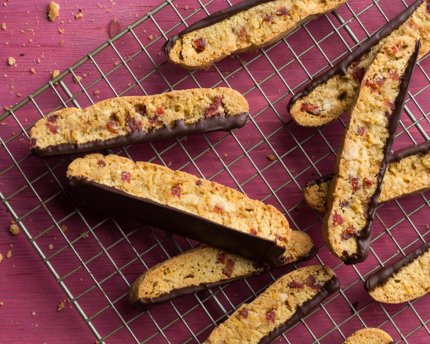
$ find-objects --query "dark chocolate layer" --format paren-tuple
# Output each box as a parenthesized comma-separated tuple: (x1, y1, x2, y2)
(32, 112, 248, 158)
(364, 241, 430, 292)
(287, 0, 425, 114)
(343, 40, 420, 265)
(304, 173, 335, 189)
(131, 244, 318, 312)
(259, 274, 340, 344)
(162, 0, 276, 57)
(67, 177, 286, 265)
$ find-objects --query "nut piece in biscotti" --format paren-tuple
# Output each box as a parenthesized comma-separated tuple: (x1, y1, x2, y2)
(343, 328, 394, 344)
(203, 265, 339, 344)
(289, 0, 430, 127)
(29, 88, 249, 158)
(164, 0, 348, 70)
(304, 142, 430, 212)
(128, 231, 316, 311)
(67, 153, 291, 256)
(322, 37, 419, 264)
(364, 242, 430, 304)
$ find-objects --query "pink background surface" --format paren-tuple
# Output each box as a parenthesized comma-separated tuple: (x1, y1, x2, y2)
(1, 0, 430, 343)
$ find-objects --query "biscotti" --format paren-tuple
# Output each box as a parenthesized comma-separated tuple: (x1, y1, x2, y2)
(304, 142, 430, 212)
(344, 328, 394, 344)
(67, 154, 289, 265)
(128, 231, 316, 312)
(364, 241, 430, 303)
(322, 37, 419, 264)
(30, 88, 249, 158)
(203, 265, 339, 344)
(288, 0, 430, 127)
(163, 0, 347, 70)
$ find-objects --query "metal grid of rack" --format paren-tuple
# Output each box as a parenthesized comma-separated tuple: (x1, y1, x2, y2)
(1, 0, 430, 342)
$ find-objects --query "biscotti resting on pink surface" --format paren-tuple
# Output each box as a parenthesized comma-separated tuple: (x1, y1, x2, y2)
(343, 328, 394, 344)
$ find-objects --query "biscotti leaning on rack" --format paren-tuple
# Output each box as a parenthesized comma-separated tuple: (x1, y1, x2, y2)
(288, 0, 430, 127)
(163, 0, 348, 70)
(203, 265, 339, 344)
(67, 154, 290, 265)
(30, 88, 249, 158)
(128, 231, 316, 312)
(322, 37, 420, 265)
(303, 141, 430, 212)
(364, 241, 430, 304)
(343, 328, 394, 344)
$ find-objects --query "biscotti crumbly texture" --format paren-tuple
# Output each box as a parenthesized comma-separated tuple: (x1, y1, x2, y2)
(365, 242, 430, 303)
(30, 88, 248, 158)
(322, 37, 419, 264)
(165, 0, 347, 70)
(289, 0, 430, 127)
(343, 328, 394, 344)
(68, 153, 290, 244)
(128, 231, 315, 311)
(203, 265, 338, 344)
(304, 145, 430, 211)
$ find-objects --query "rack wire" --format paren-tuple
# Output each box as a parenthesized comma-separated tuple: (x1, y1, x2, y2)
(1, 0, 430, 342)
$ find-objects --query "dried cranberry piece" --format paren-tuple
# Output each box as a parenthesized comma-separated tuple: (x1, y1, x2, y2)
(106, 121, 119, 134)
(204, 96, 223, 117)
(238, 26, 247, 40)
(391, 46, 398, 54)
(214, 205, 223, 214)
(384, 99, 395, 111)
(339, 200, 349, 208)
(122, 171, 131, 183)
(171, 185, 181, 198)
(223, 259, 235, 277)
(276, 7, 289, 16)
(341, 226, 356, 241)
(376, 78, 385, 87)
(363, 178, 373, 186)
(357, 126, 366, 136)
(389, 72, 400, 81)
(332, 211, 344, 226)
(363, 77, 385, 92)
(193, 37, 206, 51)
(384, 111, 390, 119)
(274, 233, 283, 241)
(156, 106, 164, 115)
(238, 308, 249, 318)
(300, 102, 320, 116)
(149, 114, 160, 125)
(45, 123, 58, 134)
(263, 14, 274, 22)
(289, 280, 304, 289)
(216, 253, 225, 264)
(351, 177, 359, 191)
(127, 116, 142, 132)
(409, 21, 417, 31)
(266, 310, 276, 323)
(250, 228, 257, 236)
(30, 138, 37, 148)
(305, 276, 322, 290)
(47, 114, 58, 123)
(196, 180, 202, 186)
(98, 160, 106, 167)
(427, 0, 430, 14)
(350, 67, 365, 83)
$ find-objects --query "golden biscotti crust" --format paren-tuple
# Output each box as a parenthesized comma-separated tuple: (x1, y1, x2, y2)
(289, 0, 430, 127)
(343, 328, 394, 344)
(166, 0, 347, 70)
(128, 231, 315, 310)
(322, 37, 418, 263)
(30, 88, 248, 154)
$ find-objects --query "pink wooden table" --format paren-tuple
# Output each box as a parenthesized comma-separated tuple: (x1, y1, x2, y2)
(1, 0, 430, 343)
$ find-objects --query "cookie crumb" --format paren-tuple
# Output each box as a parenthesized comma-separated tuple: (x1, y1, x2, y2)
(185, 5, 189, 9)
(32, 311, 36, 316)
(9, 223, 19, 235)
(61, 225, 67, 232)
(58, 28, 64, 34)
(267, 154, 276, 161)
(48, 1, 60, 21)
(30, 68, 36, 74)
(57, 302, 65, 311)
(94, 90, 99, 95)
(1, 22, 5, 30)
(426, 224, 429, 229)
(7, 251, 11, 258)
(168, 161, 172, 167)
(8, 57, 16, 66)
(74, 75, 82, 83)
(148, 35, 153, 40)
(75, 13, 83, 19)
(59, 40, 64, 45)
(224, 153, 228, 157)
(0, 302, 3, 305)
(0, 253, 3, 263)
(48, 244, 53, 250)
(52, 70, 60, 79)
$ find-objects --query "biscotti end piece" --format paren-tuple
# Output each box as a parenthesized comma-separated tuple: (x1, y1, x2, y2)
(365, 242, 430, 304)
(322, 37, 419, 264)
(30, 88, 248, 158)
(203, 265, 339, 344)
(128, 231, 316, 311)
(165, 0, 347, 70)
(303, 175, 334, 212)
(344, 328, 394, 344)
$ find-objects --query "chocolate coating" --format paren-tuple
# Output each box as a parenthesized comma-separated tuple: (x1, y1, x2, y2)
(343, 40, 420, 265)
(259, 274, 340, 344)
(67, 177, 286, 265)
(131, 244, 319, 312)
(162, 0, 277, 57)
(287, 0, 425, 114)
(304, 173, 335, 189)
(364, 241, 430, 292)
(32, 113, 248, 158)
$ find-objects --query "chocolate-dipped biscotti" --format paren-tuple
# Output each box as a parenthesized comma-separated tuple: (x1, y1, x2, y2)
(322, 37, 419, 264)
(129, 231, 316, 312)
(288, 0, 430, 127)
(67, 154, 289, 265)
(304, 142, 430, 212)
(30, 88, 249, 158)
(364, 241, 430, 303)
(163, 0, 347, 70)
(203, 265, 339, 344)
(344, 328, 394, 344)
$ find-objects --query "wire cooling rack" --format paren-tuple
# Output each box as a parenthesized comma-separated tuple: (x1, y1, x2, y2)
(1, 0, 430, 342)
